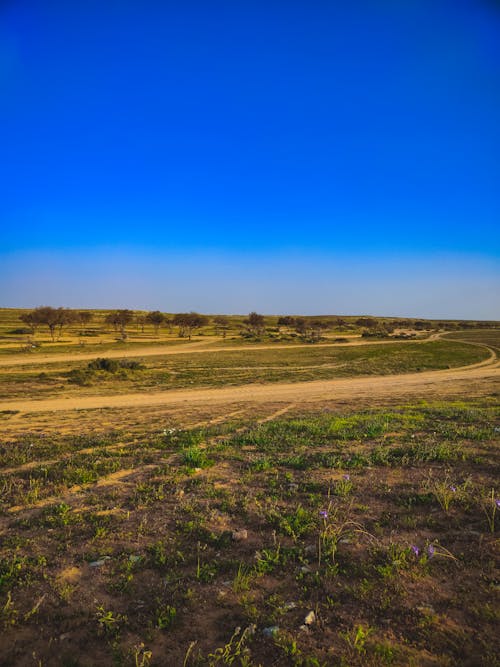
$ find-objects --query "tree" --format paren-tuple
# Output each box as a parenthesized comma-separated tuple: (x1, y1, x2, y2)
(244, 312, 265, 336)
(294, 317, 307, 336)
(19, 311, 40, 334)
(135, 314, 147, 333)
(213, 315, 230, 338)
(76, 311, 93, 331)
(277, 316, 296, 332)
(21, 306, 75, 341)
(105, 310, 134, 338)
(355, 318, 378, 329)
(294, 318, 327, 342)
(146, 311, 165, 335)
(173, 312, 209, 339)
(55, 308, 77, 339)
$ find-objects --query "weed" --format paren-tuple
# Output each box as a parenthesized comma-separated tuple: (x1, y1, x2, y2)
(333, 474, 353, 497)
(207, 624, 256, 665)
(275, 505, 315, 541)
(0, 591, 17, 627)
(181, 446, 212, 469)
(133, 643, 153, 667)
(341, 624, 374, 655)
(479, 488, 498, 533)
(95, 605, 127, 636)
(155, 602, 177, 629)
(424, 473, 460, 512)
(233, 563, 253, 593)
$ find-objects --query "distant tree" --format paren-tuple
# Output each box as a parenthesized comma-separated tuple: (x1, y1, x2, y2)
(213, 315, 230, 338)
(76, 311, 93, 331)
(105, 310, 134, 338)
(413, 320, 427, 331)
(277, 316, 296, 331)
(173, 312, 209, 339)
(135, 314, 147, 333)
(146, 310, 165, 334)
(355, 318, 378, 329)
(294, 317, 307, 336)
(56, 308, 77, 339)
(23, 306, 75, 341)
(36, 307, 60, 340)
(294, 318, 327, 342)
(19, 311, 40, 334)
(244, 312, 265, 336)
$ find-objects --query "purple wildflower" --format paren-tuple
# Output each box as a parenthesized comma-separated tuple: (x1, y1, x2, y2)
(427, 544, 435, 558)
(319, 510, 328, 519)
(411, 545, 420, 557)
(450, 486, 457, 493)
(495, 499, 500, 509)
(343, 474, 350, 481)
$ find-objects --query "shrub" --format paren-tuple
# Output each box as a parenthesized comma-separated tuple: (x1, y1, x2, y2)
(86, 358, 145, 372)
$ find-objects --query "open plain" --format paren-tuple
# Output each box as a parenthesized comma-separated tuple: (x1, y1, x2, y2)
(0, 310, 498, 666)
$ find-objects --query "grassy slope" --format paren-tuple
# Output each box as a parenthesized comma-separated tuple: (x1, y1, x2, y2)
(0, 340, 489, 400)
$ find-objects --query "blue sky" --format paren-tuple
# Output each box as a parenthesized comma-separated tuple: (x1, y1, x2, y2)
(1, 1, 499, 317)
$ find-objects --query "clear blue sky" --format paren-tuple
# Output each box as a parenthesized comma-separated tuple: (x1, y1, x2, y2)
(1, 1, 499, 317)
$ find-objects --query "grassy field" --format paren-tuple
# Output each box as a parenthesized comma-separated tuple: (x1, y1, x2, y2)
(1, 307, 496, 356)
(0, 319, 498, 666)
(0, 340, 490, 401)
(0, 397, 499, 666)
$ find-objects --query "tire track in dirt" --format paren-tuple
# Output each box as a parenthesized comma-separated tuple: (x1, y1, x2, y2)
(0, 403, 298, 531)
(3, 465, 161, 519)
(0, 334, 443, 369)
(2, 344, 497, 416)
(0, 409, 248, 476)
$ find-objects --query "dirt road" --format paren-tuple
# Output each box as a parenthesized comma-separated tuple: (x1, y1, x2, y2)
(0, 335, 449, 369)
(2, 347, 497, 415)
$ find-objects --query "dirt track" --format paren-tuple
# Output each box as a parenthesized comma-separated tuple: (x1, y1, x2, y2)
(2, 346, 498, 416)
(0, 334, 440, 368)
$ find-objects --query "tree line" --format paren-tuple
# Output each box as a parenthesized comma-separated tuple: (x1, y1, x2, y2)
(18, 307, 344, 343)
(18, 307, 220, 341)
(20, 307, 480, 344)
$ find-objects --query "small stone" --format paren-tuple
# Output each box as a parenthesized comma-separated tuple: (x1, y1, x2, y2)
(299, 624, 309, 632)
(262, 626, 279, 637)
(232, 529, 248, 541)
(304, 544, 317, 555)
(59, 633, 71, 641)
(300, 565, 312, 574)
(304, 611, 316, 625)
(89, 556, 111, 567)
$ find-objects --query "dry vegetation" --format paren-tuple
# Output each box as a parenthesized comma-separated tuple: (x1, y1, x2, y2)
(0, 308, 498, 666)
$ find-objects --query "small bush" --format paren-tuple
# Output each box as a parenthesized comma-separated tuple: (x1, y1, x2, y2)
(86, 358, 145, 372)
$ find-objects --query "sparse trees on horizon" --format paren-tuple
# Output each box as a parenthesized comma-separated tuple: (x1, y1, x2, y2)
(19, 306, 76, 341)
(173, 312, 209, 339)
(105, 309, 135, 338)
(146, 311, 165, 334)
(213, 315, 230, 338)
(76, 311, 93, 331)
(244, 312, 266, 336)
